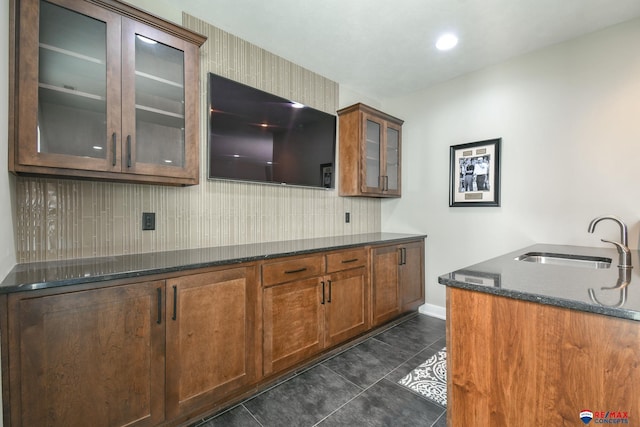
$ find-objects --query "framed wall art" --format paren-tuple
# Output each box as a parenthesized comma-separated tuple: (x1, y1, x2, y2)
(449, 138, 501, 207)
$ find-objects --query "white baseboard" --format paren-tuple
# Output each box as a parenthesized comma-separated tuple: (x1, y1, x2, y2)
(419, 303, 446, 320)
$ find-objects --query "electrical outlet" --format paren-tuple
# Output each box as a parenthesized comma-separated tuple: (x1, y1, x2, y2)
(142, 212, 155, 230)
(345, 212, 350, 223)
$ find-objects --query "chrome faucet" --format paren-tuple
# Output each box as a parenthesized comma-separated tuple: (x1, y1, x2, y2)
(587, 215, 632, 269)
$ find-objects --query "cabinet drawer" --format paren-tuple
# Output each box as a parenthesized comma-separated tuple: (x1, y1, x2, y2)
(262, 255, 325, 287)
(326, 249, 368, 273)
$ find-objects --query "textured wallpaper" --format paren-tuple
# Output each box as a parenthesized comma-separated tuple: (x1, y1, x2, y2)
(13, 15, 380, 263)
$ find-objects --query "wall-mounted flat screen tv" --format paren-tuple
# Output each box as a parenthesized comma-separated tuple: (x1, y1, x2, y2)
(207, 73, 337, 189)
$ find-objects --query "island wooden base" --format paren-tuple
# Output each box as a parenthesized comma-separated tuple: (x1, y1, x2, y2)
(447, 287, 640, 426)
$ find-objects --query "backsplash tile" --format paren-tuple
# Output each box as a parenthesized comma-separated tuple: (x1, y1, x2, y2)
(13, 15, 380, 263)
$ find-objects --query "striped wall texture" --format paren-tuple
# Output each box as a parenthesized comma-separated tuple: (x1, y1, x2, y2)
(13, 14, 380, 263)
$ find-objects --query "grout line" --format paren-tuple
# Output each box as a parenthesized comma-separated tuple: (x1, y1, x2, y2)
(242, 403, 265, 427)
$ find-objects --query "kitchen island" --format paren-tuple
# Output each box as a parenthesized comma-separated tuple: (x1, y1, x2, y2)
(439, 244, 640, 426)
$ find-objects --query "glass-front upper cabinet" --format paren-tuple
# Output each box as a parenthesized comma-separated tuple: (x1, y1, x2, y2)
(338, 103, 403, 197)
(121, 19, 200, 180)
(11, 0, 206, 186)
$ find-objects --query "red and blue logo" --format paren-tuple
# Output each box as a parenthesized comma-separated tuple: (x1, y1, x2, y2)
(580, 409, 629, 424)
(580, 410, 594, 424)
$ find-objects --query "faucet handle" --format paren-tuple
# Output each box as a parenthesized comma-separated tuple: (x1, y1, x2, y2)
(601, 239, 632, 268)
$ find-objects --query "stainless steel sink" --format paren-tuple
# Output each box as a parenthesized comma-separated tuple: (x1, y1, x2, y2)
(514, 252, 612, 269)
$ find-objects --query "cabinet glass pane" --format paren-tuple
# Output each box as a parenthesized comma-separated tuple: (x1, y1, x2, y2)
(134, 35, 185, 168)
(386, 127, 399, 190)
(37, 0, 107, 159)
(365, 119, 381, 188)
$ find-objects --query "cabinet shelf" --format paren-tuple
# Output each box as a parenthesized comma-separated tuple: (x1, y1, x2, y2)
(39, 83, 106, 113)
(136, 104, 185, 128)
(39, 44, 106, 96)
(135, 71, 184, 101)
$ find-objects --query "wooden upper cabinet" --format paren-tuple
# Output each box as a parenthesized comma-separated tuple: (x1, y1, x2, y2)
(338, 103, 403, 197)
(9, 0, 206, 186)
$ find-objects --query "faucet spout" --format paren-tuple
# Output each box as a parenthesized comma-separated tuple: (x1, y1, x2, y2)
(587, 215, 628, 246)
(587, 215, 632, 268)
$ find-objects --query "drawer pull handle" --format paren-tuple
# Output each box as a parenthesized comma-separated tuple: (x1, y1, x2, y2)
(341, 258, 359, 263)
(285, 267, 307, 274)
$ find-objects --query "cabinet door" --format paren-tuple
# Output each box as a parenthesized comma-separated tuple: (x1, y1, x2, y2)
(8, 281, 165, 427)
(166, 266, 259, 419)
(121, 18, 199, 180)
(371, 245, 401, 326)
(17, 0, 122, 172)
(399, 241, 425, 312)
(362, 113, 384, 194)
(384, 122, 402, 196)
(263, 277, 324, 375)
(324, 267, 368, 347)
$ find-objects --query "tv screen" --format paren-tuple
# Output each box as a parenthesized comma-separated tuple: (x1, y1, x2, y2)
(207, 73, 337, 189)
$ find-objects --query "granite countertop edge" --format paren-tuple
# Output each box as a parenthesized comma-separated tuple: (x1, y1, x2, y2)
(438, 243, 640, 322)
(1, 232, 427, 294)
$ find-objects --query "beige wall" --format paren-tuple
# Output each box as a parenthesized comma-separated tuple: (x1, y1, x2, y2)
(12, 11, 380, 263)
(383, 18, 640, 316)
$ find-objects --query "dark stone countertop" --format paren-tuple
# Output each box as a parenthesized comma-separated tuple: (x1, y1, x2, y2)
(438, 243, 640, 322)
(0, 232, 426, 294)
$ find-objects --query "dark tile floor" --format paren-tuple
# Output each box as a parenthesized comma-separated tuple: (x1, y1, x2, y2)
(192, 314, 447, 427)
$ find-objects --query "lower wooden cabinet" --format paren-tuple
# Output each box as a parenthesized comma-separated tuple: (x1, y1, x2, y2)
(165, 265, 260, 420)
(371, 245, 402, 326)
(399, 240, 425, 313)
(1, 238, 424, 426)
(324, 267, 368, 347)
(263, 276, 325, 375)
(262, 249, 369, 376)
(8, 280, 166, 427)
(5, 264, 260, 427)
(371, 240, 425, 326)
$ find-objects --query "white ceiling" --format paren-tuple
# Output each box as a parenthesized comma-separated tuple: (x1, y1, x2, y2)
(178, 0, 640, 100)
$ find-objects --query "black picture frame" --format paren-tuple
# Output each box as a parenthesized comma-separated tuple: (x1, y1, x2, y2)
(449, 138, 501, 207)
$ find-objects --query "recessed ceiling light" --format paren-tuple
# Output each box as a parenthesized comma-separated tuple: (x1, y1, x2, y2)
(436, 33, 458, 51)
(291, 102, 305, 109)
